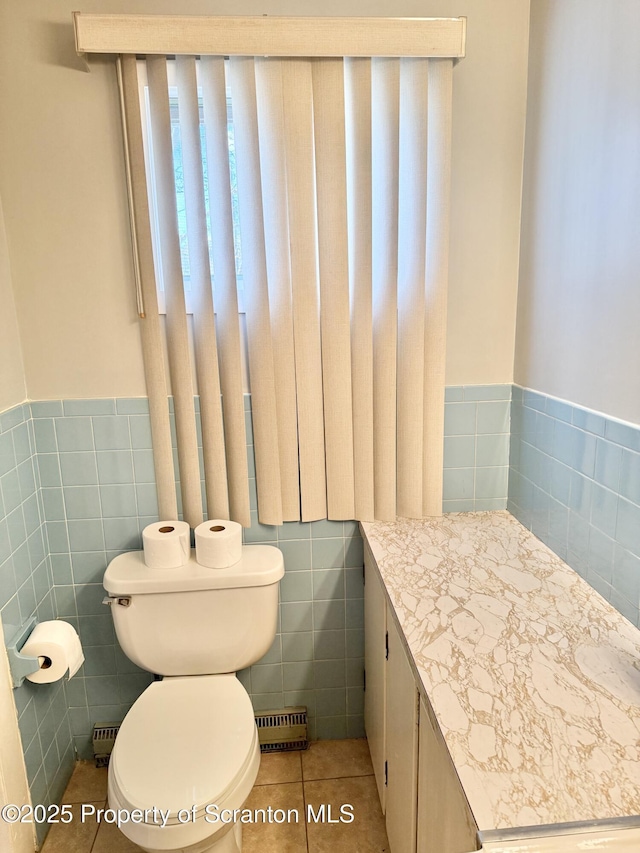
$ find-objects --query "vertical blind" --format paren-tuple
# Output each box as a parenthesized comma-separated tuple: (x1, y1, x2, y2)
(110, 18, 460, 528)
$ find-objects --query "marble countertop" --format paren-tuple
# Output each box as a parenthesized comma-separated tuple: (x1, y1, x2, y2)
(361, 511, 640, 834)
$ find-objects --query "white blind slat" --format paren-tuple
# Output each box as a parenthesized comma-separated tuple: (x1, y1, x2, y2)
(282, 59, 327, 522)
(199, 55, 251, 527)
(255, 57, 301, 522)
(397, 58, 429, 519)
(146, 55, 202, 528)
(423, 59, 454, 517)
(118, 56, 177, 521)
(345, 57, 375, 523)
(312, 58, 355, 521)
(175, 55, 229, 521)
(227, 57, 283, 527)
(371, 58, 400, 522)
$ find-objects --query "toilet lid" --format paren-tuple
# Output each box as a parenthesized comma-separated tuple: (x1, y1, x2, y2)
(110, 675, 257, 820)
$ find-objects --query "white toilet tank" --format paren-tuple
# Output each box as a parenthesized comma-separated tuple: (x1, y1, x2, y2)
(103, 545, 284, 676)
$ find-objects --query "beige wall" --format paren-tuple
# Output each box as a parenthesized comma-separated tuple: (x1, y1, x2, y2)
(0, 0, 530, 400)
(515, 0, 640, 425)
(0, 198, 27, 412)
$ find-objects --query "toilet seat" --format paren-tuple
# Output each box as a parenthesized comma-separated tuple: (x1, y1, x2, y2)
(109, 675, 259, 829)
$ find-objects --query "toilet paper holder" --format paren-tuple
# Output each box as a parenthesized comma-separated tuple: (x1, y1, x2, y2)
(5, 617, 45, 688)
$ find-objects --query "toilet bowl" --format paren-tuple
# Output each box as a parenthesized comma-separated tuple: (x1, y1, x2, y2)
(103, 544, 284, 853)
(108, 676, 259, 853)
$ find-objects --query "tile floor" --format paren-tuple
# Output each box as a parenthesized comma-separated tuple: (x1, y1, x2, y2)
(41, 738, 389, 852)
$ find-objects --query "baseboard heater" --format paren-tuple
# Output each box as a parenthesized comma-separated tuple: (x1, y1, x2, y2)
(255, 706, 308, 752)
(92, 723, 120, 767)
(92, 705, 308, 767)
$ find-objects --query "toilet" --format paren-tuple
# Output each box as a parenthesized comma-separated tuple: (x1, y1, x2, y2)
(102, 543, 284, 853)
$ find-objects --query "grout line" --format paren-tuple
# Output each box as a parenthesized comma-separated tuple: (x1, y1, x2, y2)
(301, 759, 310, 853)
(253, 778, 304, 788)
(302, 772, 374, 784)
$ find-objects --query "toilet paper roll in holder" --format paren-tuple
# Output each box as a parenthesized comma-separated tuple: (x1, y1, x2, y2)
(5, 617, 50, 688)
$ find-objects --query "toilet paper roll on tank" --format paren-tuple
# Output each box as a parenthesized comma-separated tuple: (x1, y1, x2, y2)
(141, 518, 243, 569)
(194, 519, 243, 568)
(21, 620, 84, 684)
(142, 520, 191, 569)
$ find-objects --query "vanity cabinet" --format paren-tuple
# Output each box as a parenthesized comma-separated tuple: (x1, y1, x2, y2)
(363, 512, 640, 853)
(364, 547, 479, 853)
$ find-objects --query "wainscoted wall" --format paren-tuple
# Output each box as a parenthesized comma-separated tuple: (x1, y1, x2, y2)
(30, 395, 366, 755)
(28, 386, 511, 759)
(0, 403, 74, 848)
(5, 383, 639, 837)
(1, 384, 511, 816)
(509, 386, 640, 628)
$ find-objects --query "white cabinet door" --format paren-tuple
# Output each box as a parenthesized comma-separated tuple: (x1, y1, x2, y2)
(385, 610, 419, 853)
(364, 547, 387, 810)
(417, 696, 479, 853)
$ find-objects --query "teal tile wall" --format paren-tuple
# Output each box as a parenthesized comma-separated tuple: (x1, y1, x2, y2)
(31, 396, 366, 750)
(6, 381, 638, 837)
(31, 398, 160, 760)
(508, 386, 640, 628)
(444, 385, 511, 511)
(0, 403, 74, 847)
(4, 385, 511, 788)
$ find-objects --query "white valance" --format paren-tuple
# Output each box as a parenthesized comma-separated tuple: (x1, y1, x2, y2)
(74, 14, 466, 59)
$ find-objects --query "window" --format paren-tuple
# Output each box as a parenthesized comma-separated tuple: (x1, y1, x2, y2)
(110, 17, 462, 526)
(138, 60, 245, 313)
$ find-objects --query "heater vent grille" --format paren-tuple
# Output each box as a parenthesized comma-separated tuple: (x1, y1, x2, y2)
(255, 706, 308, 752)
(92, 722, 121, 768)
(90, 706, 309, 767)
